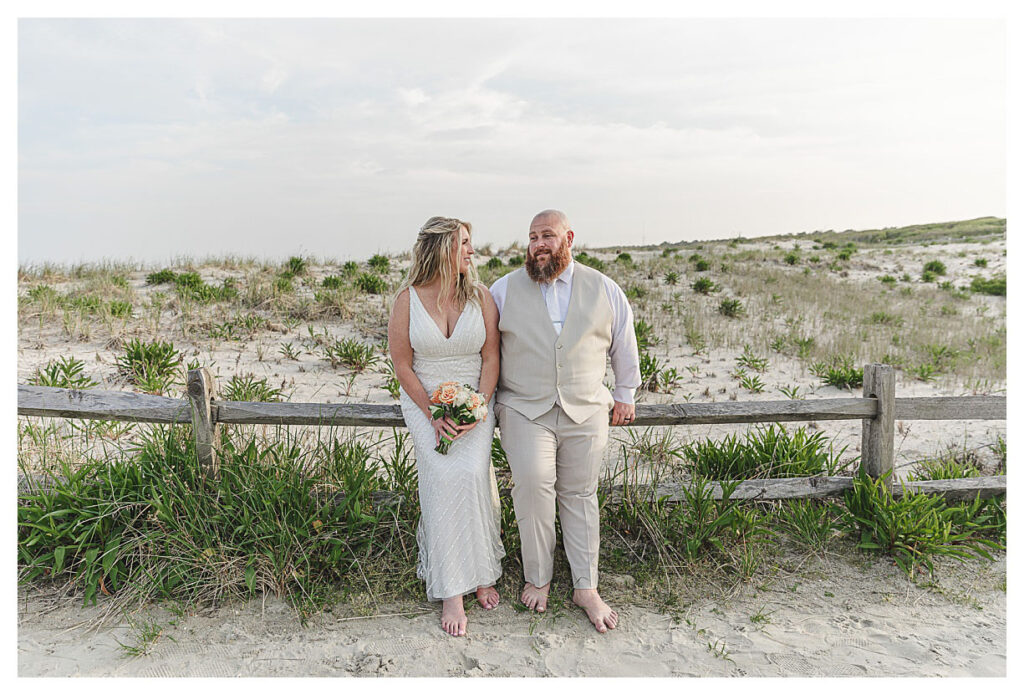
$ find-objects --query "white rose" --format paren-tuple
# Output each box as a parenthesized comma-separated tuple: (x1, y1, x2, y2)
(454, 388, 471, 406)
(472, 404, 488, 421)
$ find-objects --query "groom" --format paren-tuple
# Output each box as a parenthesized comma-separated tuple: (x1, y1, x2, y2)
(490, 209, 641, 633)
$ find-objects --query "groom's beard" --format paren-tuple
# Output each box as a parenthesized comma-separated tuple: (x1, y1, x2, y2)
(525, 242, 572, 283)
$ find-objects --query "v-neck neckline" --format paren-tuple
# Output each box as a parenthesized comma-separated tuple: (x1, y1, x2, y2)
(411, 286, 468, 341)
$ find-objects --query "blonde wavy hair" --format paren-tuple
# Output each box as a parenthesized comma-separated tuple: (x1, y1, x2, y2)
(396, 216, 481, 312)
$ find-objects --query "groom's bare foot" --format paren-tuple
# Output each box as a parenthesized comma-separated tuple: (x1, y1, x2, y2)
(573, 588, 618, 633)
(441, 597, 467, 637)
(520, 582, 550, 612)
(476, 585, 500, 609)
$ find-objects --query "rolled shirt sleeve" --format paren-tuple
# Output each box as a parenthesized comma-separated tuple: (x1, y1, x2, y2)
(605, 279, 641, 404)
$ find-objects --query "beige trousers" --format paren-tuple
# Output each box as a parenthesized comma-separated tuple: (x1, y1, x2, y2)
(496, 402, 609, 589)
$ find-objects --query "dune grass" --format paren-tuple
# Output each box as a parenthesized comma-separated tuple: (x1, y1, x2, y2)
(17, 422, 1005, 622)
(597, 241, 1005, 390)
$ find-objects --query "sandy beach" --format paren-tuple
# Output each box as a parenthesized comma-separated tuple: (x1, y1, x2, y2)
(19, 549, 1005, 677)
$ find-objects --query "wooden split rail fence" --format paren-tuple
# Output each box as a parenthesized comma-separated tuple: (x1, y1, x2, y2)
(17, 364, 1006, 502)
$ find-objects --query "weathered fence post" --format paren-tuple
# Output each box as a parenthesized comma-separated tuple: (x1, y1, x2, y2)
(861, 363, 895, 487)
(187, 367, 219, 478)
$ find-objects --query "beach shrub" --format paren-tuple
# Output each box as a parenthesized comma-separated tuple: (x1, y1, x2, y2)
(663, 271, 679, 285)
(354, 273, 388, 295)
(321, 275, 346, 289)
(574, 251, 606, 272)
(974, 258, 988, 268)
(684, 319, 707, 354)
(969, 274, 1006, 296)
(368, 254, 391, 273)
(485, 256, 503, 270)
(694, 259, 711, 272)
(735, 344, 768, 372)
(658, 367, 681, 392)
(681, 424, 847, 480)
(28, 355, 99, 390)
(222, 374, 284, 402)
(65, 294, 103, 315)
(784, 252, 799, 266)
(810, 355, 863, 389)
(718, 298, 744, 318)
(115, 339, 182, 393)
(508, 255, 524, 267)
(739, 373, 765, 393)
(639, 352, 663, 392)
(146, 269, 175, 285)
(286, 256, 307, 276)
(324, 337, 380, 372)
(842, 472, 1003, 576)
(879, 275, 897, 285)
(923, 260, 946, 275)
(108, 300, 133, 318)
(921, 270, 937, 283)
(173, 271, 204, 291)
(907, 448, 982, 481)
(615, 252, 633, 265)
(633, 318, 658, 352)
(156, 270, 237, 304)
(274, 276, 294, 294)
(691, 276, 718, 295)
(381, 359, 401, 399)
(777, 500, 843, 552)
(625, 285, 647, 301)
(27, 284, 60, 304)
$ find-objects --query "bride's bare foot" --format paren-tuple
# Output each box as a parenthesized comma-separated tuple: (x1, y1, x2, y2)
(441, 597, 467, 637)
(520, 582, 550, 612)
(476, 585, 500, 610)
(573, 588, 618, 633)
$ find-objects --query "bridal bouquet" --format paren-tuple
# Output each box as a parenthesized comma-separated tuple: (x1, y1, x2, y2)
(429, 381, 488, 454)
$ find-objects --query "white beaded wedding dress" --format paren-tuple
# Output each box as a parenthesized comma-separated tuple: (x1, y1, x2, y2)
(399, 287, 505, 601)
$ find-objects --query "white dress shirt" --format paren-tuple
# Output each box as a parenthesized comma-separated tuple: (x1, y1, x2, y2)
(489, 260, 641, 405)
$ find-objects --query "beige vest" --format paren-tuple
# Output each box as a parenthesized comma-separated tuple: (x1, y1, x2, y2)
(497, 264, 615, 424)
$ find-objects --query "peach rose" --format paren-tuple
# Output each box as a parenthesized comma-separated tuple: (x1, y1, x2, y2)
(436, 381, 460, 405)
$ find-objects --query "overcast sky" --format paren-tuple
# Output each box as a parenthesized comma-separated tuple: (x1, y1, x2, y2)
(17, 17, 1005, 266)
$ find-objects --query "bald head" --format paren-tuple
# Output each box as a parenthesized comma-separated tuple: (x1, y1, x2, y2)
(531, 209, 571, 232)
(526, 208, 574, 283)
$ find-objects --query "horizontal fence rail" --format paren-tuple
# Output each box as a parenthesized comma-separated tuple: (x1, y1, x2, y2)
(17, 364, 1007, 501)
(16, 386, 1007, 427)
(607, 474, 1008, 504)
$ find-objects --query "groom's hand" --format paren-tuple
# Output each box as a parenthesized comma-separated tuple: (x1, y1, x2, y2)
(610, 401, 635, 426)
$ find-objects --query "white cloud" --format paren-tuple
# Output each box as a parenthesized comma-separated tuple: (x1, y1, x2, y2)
(18, 18, 1005, 264)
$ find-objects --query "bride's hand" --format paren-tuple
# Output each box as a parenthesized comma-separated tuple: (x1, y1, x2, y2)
(431, 416, 460, 446)
(449, 419, 478, 442)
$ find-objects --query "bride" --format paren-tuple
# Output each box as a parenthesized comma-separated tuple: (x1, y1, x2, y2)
(387, 216, 506, 636)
